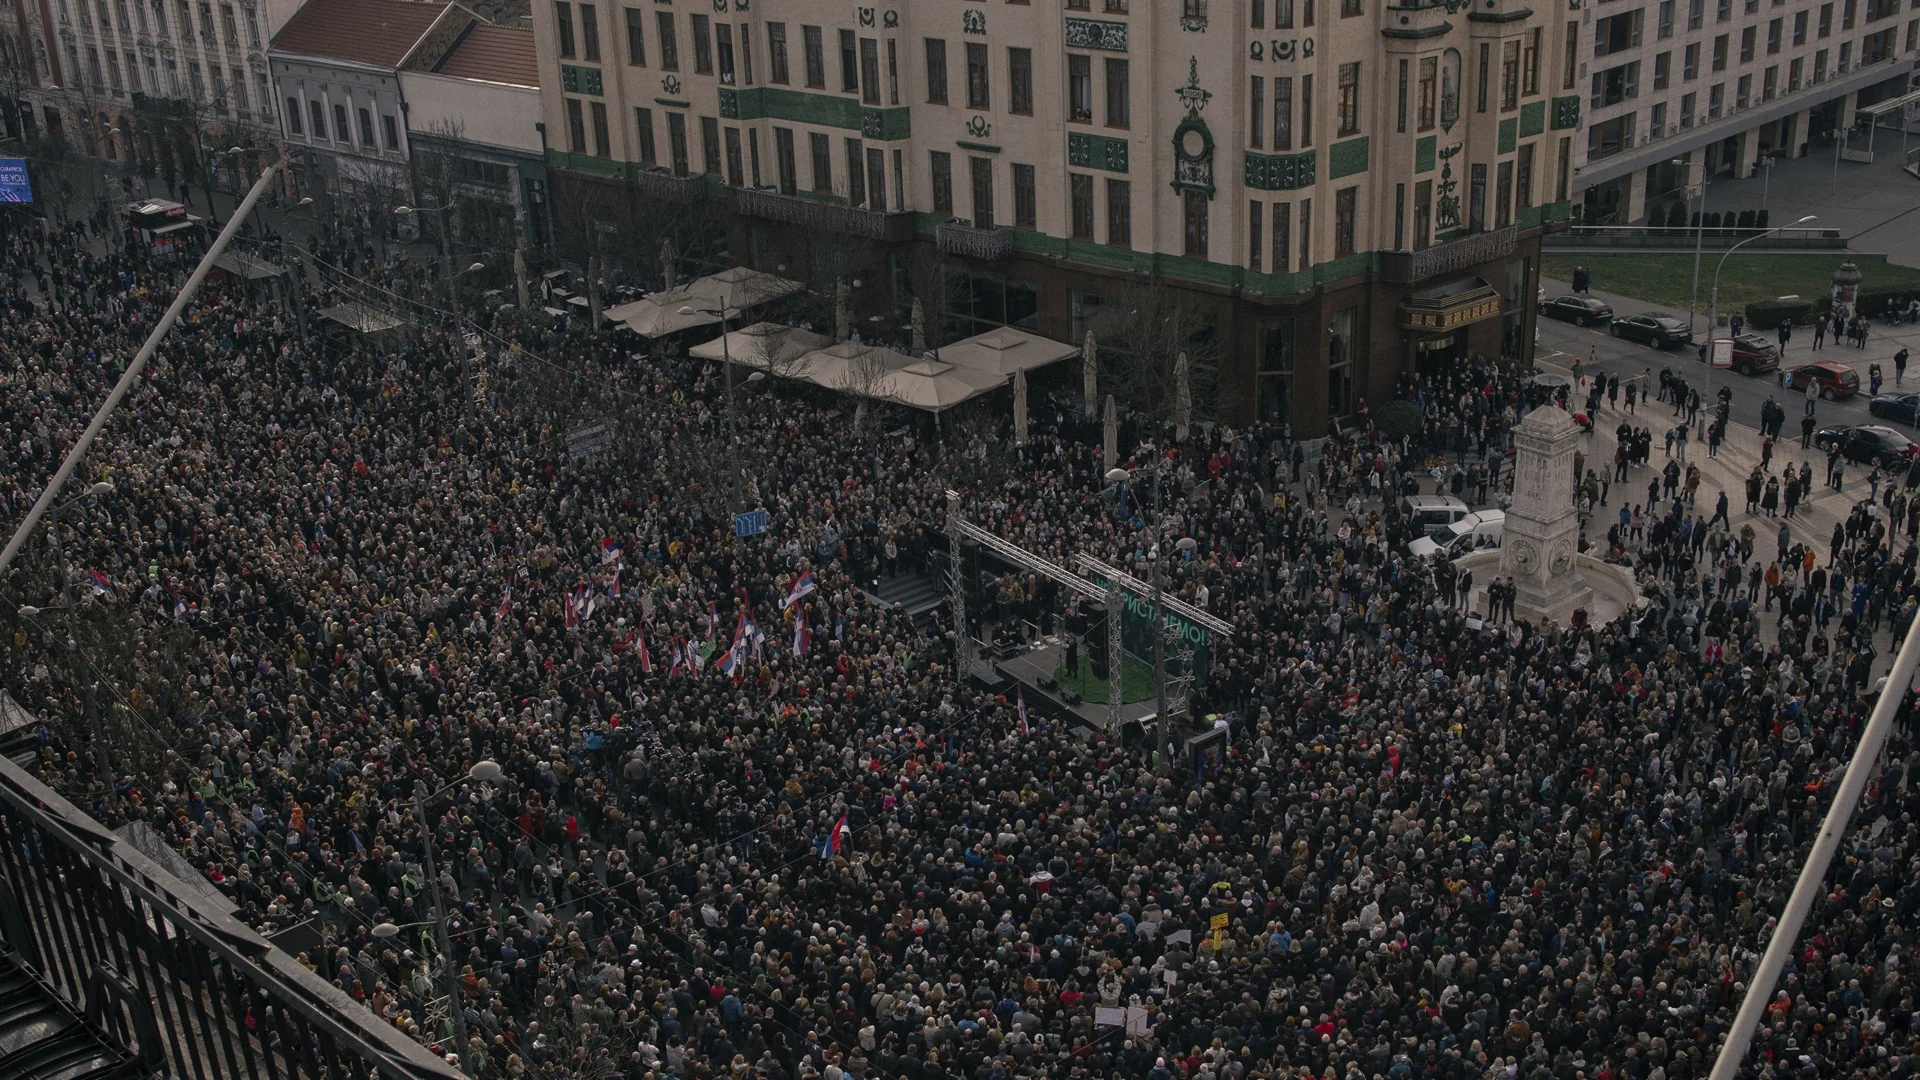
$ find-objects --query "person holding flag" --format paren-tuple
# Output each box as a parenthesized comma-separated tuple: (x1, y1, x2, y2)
(784, 571, 816, 612)
(793, 607, 811, 658)
(816, 813, 849, 859)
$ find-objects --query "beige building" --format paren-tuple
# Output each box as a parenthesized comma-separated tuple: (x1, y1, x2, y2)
(533, 0, 1579, 433)
(1570, 0, 1917, 224)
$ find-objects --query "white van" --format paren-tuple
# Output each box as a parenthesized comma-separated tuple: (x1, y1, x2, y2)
(1400, 495, 1474, 538)
(1408, 509, 1506, 558)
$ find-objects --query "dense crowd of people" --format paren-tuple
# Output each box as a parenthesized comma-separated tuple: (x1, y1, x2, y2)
(3, 213, 1920, 1080)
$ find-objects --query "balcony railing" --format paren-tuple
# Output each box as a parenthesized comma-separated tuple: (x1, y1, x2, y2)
(936, 220, 1015, 261)
(1383, 226, 1518, 285)
(731, 186, 916, 243)
(0, 751, 463, 1080)
(634, 167, 709, 204)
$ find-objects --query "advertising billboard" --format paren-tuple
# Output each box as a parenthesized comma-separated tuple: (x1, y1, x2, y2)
(0, 160, 32, 203)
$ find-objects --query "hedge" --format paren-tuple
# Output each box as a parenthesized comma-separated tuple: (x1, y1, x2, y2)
(1745, 298, 1815, 330)
(1854, 285, 1914, 318)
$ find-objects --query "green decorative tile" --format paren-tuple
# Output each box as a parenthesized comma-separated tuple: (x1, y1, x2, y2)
(1519, 99, 1545, 137)
(1498, 117, 1517, 155)
(1328, 136, 1369, 180)
(1415, 135, 1436, 173)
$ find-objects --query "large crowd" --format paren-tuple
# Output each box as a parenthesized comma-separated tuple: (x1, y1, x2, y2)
(2, 210, 1920, 1080)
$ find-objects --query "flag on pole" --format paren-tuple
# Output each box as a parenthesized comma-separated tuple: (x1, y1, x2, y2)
(600, 538, 624, 565)
(636, 626, 653, 673)
(669, 639, 687, 677)
(607, 568, 622, 599)
(784, 572, 817, 611)
(706, 601, 719, 642)
(1017, 687, 1030, 736)
(564, 590, 581, 631)
(496, 586, 512, 621)
(793, 608, 811, 658)
(816, 814, 849, 859)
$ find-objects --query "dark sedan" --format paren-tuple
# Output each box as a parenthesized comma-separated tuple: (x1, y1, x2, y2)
(1812, 424, 1920, 468)
(1538, 294, 1615, 326)
(1869, 392, 1920, 424)
(1609, 312, 1694, 348)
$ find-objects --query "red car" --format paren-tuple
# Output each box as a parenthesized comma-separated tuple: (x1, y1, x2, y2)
(1781, 361, 1861, 400)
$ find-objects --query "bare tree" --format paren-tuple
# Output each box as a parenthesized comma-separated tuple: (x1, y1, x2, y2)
(1082, 282, 1220, 433)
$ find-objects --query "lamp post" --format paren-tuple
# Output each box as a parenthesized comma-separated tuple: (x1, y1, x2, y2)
(1706, 214, 1818, 412)
(17, 481, 116, 793)
(678, 298, 754, 527)
(409, 759, 503, 1073)
(1674, 156, 1708, 338)
(1105, 461, 1198, 769)
(394, 203, 463, 327)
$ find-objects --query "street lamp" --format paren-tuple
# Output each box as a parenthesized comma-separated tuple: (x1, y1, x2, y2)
(1674, 157, 1709, 337)
(18, 481, 116, 791)
(394, 203, 461, 325)
(1705, 215, 1818, 416)
(1105, 460, 1197, 768)
(412, 759, 504, 1072)
(680, 299, 750, 526)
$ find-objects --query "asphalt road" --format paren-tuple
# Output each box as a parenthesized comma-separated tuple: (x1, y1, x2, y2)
(1530, 304, 1920, 442)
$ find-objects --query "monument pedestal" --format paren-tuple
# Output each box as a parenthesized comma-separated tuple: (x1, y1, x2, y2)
(1500, 406, 1593, 624)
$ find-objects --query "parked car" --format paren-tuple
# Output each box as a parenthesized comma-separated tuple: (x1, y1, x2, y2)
(1537, 295, 1615, 326)
(1781, 361, 1861, 399)
(1727, 333, 1781, 376)
(1609, 312, 1694, 348)
(1868, 392, 1920, 424)
(1811, 424, 1919, 467)
(1399, 495, 1473, 538)
(1408, 509, 1506, 558)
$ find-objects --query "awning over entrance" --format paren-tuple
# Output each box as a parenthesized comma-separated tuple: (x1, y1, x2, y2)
(1398, 276, 1503, 334)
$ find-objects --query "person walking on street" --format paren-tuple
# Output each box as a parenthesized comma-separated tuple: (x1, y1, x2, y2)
(1813, 313, 1827, 350)
(1746, 468, 1763, 514)
(1778, 318, 1793, 356)
(1711, 489, 1730, 529)
(1898, 346, 1910, 385)
(1762, 474, 1780, 517)
(1760, 433, 1774, 469)
(1805, 375, 1819, 415)
(1871, 363, 1884, 397)
(1802, 412, 1817, 449)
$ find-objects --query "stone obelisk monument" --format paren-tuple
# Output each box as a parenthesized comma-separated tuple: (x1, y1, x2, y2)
(1499, 405, 1592, 623)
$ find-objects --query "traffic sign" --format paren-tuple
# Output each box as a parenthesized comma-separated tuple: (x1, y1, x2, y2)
(734, 509, 770, 538)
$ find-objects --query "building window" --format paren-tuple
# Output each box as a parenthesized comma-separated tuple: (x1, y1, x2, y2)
(1106, 178, 1130, 245)
(691, 15, 712, 73)
(1396, 59, 1407, 131)
(1271, 201, 1291, 270)
(772, 126, 795, 191)
(1819, 1, 1831, 34)
(1336, 61, 1359, 134)
(1563, 22, 1578, 87)
(329, 102, 347, 140)
(1183, 190, 1208, 257)
(840, 28, 858, 91)
(965, 42, 988, 108)
(1334, 185, 1356, 257)
(1739, 25, 1754, 60)
(1684, 41, 1699, 78)
(1394, 182, 1405, 248)
(1525, 27, 1541, 92)
(925, 39, 947, 102)
(1298, 197, 1311, 268)
(556, 1, 576, 58)
(1658, 0, 1674, 36)
(1013, 163, 1036, 227)
(1299, 73, 1312, 146)
(1341, 0, 1360, 15)
(1251, 75, 1265, 146)
(587, 101, 608, 155)
(1418, 58, 1435, 130)
(309, 100, 326, 139)
(1712, 33, 1727, 69)
(1068, 54, 1092, 120)
(658, 12, 678, 69)
(768, 22, 788, 81)
(669, 113, 690, 176)
(702, 115, 721, 173)
(382, 114, 398, 149)
(565, 97, 586, 152)
(638, 107, 658, 165)
(970, 156, 993, 227)
(1009, 47, 1032, 114)
(1793, 10, 1807, 42)
(1249, 200, 1263, 268)
(580, 3, 600, 61)
(1183, 0, 1206, 25)
(931, 150, 953, 212)
(1070, 173, 1094, 238)
(625, 7, 647, 64)
(286, 96, 303, 134)
(717, 22, 736, 82)
(857, 36, 878, 101)
(1104, 58, 1130, 127)
(810, 131, 832, 190)
(1494, 158, 1511, 226)
(885, 38, 896, 101)
(1501, 40, 1519, 109)
(865, 147, 885, 209)
(1767, 16, 1782, 50)
(724, 126, 743, 183)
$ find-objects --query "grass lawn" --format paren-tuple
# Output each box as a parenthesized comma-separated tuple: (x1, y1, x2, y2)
(1541, 253, 1920, 314)
(1054, 652, 1158, 704)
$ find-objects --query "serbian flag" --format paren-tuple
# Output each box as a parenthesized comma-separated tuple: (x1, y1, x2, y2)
(716, 636, 747, 680)
(784, 572, 816, 612)
(636, 626, 653, 673)
(816, 814, 849, 859)
(496, 586, 512, 620)
(669, 639, 687, 676)
(607, 568, 622, 600)
(600, 538, 624, 565)
(793, 608, 811, 658)
(1017, 687, 1031, 736)
(706, 601, 719, 642)
(87, 570, 112, 596)
(564, 591, 581, 631)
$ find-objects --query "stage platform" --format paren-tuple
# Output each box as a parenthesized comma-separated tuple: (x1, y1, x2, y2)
(985, 637, 1160, 733)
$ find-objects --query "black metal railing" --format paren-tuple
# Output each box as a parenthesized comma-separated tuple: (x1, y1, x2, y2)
(0, 754, 464, 1080)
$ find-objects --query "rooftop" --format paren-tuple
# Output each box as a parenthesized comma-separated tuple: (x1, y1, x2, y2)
(431, 23, 538, 86)
(270, 0, 450, 68)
